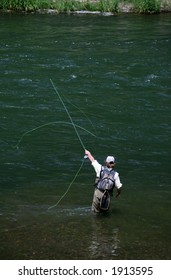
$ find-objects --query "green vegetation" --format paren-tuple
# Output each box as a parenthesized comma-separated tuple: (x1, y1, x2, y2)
(0, 0, 51, 11)
(133, 0, 160, 13)
(0, 0, 170, 14)
(0, 0, 119, 13)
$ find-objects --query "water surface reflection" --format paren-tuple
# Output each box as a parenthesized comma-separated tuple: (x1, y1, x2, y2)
(88, 215, 120, 259)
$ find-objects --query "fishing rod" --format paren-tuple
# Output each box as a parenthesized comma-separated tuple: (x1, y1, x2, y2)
(14, 80, 95, 210)
(47, 79, 92, 210)
(50, 79, 86, 151)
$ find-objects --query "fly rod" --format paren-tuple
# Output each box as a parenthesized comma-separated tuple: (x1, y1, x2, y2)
(50, 79, 86, 151)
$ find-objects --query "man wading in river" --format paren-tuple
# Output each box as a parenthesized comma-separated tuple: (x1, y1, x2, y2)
(85, 150, 122, 213)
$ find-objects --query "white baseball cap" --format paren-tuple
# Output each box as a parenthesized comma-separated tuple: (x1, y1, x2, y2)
(106, 156, 115, 163)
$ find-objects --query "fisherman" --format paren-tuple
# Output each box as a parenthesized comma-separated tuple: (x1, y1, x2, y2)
(85, 150, 122, 213)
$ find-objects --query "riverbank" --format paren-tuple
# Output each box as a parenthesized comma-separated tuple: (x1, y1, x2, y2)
(0, 0, 171, 14)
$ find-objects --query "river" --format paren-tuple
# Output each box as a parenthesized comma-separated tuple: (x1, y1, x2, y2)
(0, 12, 171, 259)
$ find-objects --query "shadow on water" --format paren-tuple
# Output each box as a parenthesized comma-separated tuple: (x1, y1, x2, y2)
(88, 212, 121, 259)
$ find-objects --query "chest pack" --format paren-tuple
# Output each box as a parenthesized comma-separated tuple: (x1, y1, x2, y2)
(97, 167, 116, 191)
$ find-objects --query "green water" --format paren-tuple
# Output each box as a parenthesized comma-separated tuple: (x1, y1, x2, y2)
(0, 13, 171, 260)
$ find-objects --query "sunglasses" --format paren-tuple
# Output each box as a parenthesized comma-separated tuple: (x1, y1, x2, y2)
(109, 161, 114, 164)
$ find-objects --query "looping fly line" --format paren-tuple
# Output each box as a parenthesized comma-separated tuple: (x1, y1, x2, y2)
(47, 158, 85, 211)
(15, 79, 97, 209)
(15, 121, 96, 149)
(48, 79, 92, 209)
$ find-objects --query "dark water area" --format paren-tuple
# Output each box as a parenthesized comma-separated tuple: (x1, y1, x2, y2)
(0, 13, 171, 260)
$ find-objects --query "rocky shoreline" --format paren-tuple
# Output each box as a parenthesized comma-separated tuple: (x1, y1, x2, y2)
(40, 0, 170, 15)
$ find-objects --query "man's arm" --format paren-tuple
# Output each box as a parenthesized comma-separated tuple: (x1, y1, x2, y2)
(85, 150, 102, 177)
(85, 150, 95, 162)
(115, 187, 122, 198)
(114, 173, 122, 198)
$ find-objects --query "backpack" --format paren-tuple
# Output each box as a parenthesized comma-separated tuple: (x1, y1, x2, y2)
(97, 167, 116, 191)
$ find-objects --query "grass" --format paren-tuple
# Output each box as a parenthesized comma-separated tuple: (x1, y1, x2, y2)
(133, 0, 160, 13)
(0, 0, 51, 11)
(0, 0, 170, 14)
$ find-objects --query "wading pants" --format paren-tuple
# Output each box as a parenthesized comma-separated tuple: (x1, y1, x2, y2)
(92, 188, 110, 213)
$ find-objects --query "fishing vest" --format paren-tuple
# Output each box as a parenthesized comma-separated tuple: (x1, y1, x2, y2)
(97, 167, 116, 191)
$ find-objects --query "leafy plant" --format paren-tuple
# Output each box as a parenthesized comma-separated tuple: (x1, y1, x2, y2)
(98, 0, 119, 12)
(133, 0, 160, 13)
(0, 0, 52, 11)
